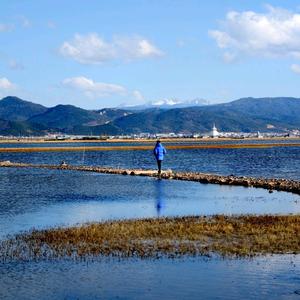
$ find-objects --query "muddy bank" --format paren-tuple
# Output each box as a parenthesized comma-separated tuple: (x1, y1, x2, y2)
(1, 215, 299, 260)
(1, 160, 300, 195)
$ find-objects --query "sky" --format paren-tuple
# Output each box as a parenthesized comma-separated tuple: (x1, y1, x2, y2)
(1, 0, 300, 109)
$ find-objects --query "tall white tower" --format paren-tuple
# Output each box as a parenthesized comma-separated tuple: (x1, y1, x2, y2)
(211, 123, 219, 138)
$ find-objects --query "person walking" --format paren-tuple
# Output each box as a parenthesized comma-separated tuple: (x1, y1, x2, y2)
(153, 140, 166, 177)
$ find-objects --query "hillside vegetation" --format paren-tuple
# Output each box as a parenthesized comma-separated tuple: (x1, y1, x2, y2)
(0, 96, 299, 135)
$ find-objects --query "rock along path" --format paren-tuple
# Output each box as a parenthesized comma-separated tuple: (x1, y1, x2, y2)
(1, 160, 300, 195)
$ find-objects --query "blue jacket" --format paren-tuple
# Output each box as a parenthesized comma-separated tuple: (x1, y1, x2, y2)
(153, 143, 166, 160)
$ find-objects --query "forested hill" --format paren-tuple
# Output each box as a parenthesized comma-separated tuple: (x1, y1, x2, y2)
(0, 96, 299, 135)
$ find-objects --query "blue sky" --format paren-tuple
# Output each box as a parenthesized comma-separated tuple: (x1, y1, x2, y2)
(1, 0, 300, 109)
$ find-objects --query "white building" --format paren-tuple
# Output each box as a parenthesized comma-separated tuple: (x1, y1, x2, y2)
(257, 131, 263, 138)
(211, 124, 219, 138)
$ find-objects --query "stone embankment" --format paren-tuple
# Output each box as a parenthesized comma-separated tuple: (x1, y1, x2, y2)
(1, 160, 300, 195)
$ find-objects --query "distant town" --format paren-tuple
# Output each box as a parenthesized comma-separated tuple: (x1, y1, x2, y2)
(1, 124, 299, 141)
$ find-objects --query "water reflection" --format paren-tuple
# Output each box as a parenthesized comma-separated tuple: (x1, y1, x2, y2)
(155, 179, 164, 216)
(0, 168, 299, 239)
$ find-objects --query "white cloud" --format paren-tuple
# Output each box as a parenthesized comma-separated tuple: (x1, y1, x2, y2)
(59, 33, 163, 64)
(132, 90, 144, 101)
(209, 6, 300, 59)
(223, 52, 236, 63)
(291, 64, 300, 73)
(113, 36, 163, 60)
(62, 76, 127, 98)
(0, 77, 16, 90)
(60, 34, 115, 64)
(0, 23, 14, 32)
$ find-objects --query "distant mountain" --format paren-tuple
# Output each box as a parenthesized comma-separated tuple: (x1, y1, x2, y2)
(68, 123, 124, 136)
(119, 98, 210, 110)
(106, 97, 300, 134)
(91, 108, 133, 125)
(0, 96, 47, 121)
(0, 118, 49, 136)
(221, 97, 300, 126)
(29, 105, 132, 130)
(0, 96, 300, 135)
(109, 107, 265, 134)
(28, 104, 100, 130)
(0, 96, 134, 135)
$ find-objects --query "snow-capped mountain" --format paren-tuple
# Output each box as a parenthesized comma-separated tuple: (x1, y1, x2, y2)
(118, 98, 210, 110)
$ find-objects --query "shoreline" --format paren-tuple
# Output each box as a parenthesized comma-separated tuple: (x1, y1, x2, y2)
(1, 215, 299, 260)
(1, 162, 299, 260)
(0, 141, 299, 152)
(1, 161, 300, 195)
(0, 136, 299, 144)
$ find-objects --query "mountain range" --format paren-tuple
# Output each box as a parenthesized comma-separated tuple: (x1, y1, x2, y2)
(118, 98, 210, 110)
(0, 96, 299, 136)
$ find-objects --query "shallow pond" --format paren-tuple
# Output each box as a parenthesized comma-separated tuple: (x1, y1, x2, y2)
(0, 167, 299, 239)
(0, 140, 299, 180)
(1, 255, 300, 299)
(0, 164, 300, 299)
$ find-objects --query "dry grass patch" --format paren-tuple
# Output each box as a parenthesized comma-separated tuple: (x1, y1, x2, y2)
(0, 142, 299, 153)
(1, 215, 300, 260)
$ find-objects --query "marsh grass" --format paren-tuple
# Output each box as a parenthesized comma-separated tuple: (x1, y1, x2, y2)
(0, 142, 299, 153)
(1, 215, 299, 261)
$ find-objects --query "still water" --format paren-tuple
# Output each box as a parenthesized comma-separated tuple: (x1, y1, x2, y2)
(0, 141, 300, 179)
(1, 255, 300, 300)
(0, 167, 299, 239)
(0, 143, 300, 299)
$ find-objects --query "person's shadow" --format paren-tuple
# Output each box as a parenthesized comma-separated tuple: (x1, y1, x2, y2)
(155, 179, 165, 217)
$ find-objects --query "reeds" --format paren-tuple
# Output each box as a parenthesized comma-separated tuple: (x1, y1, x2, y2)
(1, 215, 299, 261)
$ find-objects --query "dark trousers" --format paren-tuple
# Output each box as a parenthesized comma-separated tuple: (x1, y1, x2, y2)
(157, 159, 162, 174)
